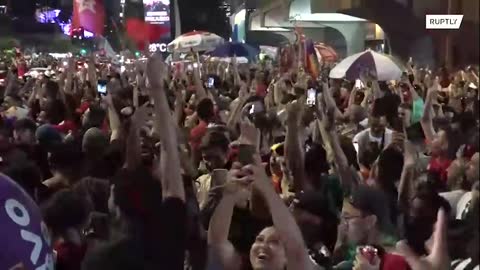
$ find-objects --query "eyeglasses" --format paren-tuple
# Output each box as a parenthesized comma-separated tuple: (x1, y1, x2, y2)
(340, 215, 363, 223)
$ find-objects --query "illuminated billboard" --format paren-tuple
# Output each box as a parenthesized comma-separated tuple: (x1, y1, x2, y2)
(144, 0, 171, 52)
(35, 8, 94, 38)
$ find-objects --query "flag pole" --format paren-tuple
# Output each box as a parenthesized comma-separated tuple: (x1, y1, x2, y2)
(110, 17, 125, 52)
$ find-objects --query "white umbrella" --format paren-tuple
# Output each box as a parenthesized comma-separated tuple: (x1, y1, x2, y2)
(329, 49, 403, 81)
(207, 56, 249, 64)
(167, 31, 225, 53)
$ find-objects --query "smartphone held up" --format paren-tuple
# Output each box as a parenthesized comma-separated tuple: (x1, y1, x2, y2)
(306, 88, 317, 106)
(206, 77, 215, 89)
(97, 79, 108, 95)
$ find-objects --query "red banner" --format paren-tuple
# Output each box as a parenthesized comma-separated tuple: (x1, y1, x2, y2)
(125, 19, 169, 51)
(72, 0, 105, 36)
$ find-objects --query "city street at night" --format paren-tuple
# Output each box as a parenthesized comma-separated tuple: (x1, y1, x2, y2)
(0, 0, 478, 269)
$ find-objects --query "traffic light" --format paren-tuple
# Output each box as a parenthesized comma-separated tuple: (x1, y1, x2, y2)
(135, 51, 141, 58)
(80, 48, 87, 55)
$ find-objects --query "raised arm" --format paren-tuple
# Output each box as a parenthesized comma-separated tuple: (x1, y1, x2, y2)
(173, 86, 186, 127)
(245, 160, 314, 270)
(404, 73, 421, 102)
(193, 62, 208, 103)
(4, 69, 18, 98)
(124, 104, 148, 170)
(64, 57, 75, 94)
(420, 78, 439, 142)
(285, 100, 306, 193)
(232, 55, 241, 86)
(146, 54, 185, 202)
(55, 72, 73, 121)
(398, 140, 417, 212)
(226, 82, 248, 132)
(27, 80, 39, 107)
(207, 163, 249, 270)
(105, 92, 122, 142)
(321, 83, 357, 193)
(18, 76, 35, 97)
(87, 55, 98, 91)
(337, 85, 360, 121)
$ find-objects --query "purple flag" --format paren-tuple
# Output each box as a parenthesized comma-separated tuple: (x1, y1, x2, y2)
(0, 173, 54, 270)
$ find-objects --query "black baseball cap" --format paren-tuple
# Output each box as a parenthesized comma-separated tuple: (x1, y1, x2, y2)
(295, 191, 338, 222)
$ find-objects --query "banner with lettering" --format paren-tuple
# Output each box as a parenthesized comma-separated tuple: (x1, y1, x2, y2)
(124, 0, 169, 51)
(0, 174, 54, 270)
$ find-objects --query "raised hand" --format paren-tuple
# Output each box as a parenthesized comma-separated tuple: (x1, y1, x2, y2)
(103, 92, 114, 107)
(67, 57, 75, 71)
(353, 252, 380, 270)
(403, 140, 417, 169)
(407, 56, 413, 66)
(390, 131, 406, 150)
(397, 209, 450, 270)
(224, 162, 254, 196)
(286, 99, 302, 123)
(243, 155, 272, 194)
(146, 53, 167, 88)
(131, 102, 150, 126)
(238, 119, 260, 147)
(424, 73, 433, 89)
(221, 162, 254, 209)
(426, 77, 440, 100)
(318, 93, 335, 131)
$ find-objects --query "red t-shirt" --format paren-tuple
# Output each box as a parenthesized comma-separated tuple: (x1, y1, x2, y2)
(256, 83, 268, 98)
(428, 157, 452, 184)
(53, 120, 78, 134)
(76, 102, 90, 115)
(189, 120, 208, 151)
(17, 63, 27, 77)
(54, 241, 87, 270)
(381, 253, 410, 270)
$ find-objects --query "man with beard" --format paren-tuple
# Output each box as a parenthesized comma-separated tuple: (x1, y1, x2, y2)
(291, 191, 339, 269)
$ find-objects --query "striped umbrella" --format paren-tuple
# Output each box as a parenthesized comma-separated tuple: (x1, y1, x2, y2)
(167, 31, 225, 53)
(329, 49, 403, 81)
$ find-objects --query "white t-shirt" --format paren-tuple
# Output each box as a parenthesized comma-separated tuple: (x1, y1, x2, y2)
(456, 191, 473, 220)
(352, 128, 393, 154)
(440, 190, 467, 218)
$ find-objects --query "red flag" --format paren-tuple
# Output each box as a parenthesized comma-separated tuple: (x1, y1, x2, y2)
(72, 0, 105, 36)
(125, 19, 169, 51)
(304, 39, 320, 79)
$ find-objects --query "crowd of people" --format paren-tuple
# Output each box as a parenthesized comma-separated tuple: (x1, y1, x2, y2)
(0, 46, 478, 270)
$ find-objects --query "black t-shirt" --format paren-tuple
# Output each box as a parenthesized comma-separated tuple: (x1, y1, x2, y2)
(82, 197, 187, 270)
(85, 139, 125, 179)
(15, 143, 52, 180)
